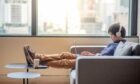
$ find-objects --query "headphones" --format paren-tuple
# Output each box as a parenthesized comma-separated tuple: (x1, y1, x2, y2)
(116, 25, 122, 37)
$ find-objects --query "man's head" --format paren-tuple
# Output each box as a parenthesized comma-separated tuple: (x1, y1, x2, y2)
(108, 23, 126, 42)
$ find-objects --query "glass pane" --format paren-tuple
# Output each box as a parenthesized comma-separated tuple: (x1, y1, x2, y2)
(38, 0, 130, 36)
(0, 0, 31, 35)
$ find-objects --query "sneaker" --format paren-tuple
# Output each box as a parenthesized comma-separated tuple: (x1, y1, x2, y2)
(24, 45, 48, 69)
(28, 47, 36, 59)
(23, 45, 34, 66)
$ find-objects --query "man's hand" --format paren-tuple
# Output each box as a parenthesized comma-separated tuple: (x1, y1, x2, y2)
(80, 51, 95, 56)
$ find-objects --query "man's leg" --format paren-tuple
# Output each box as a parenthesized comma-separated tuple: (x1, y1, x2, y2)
(27, 47, 77, 61)
(25, 46, 76, 69)
(36, 52, 76, 61)
(25, 45, 77, 67)
(46, 59, 76, 69)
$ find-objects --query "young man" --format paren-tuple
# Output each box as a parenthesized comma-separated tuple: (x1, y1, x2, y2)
(24, 23, 126, 68)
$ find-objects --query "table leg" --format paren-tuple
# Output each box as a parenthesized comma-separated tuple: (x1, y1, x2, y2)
(27, 68, 29, 84)
(27, 68, 29, 72)
(23, 78, 25, 84)
(27, 78, 28, 84)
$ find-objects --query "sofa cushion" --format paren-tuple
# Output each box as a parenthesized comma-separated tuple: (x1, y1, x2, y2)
(128, 42, 138, 51)
(132, 44, 140, 56)
(70, 46, 105, 54)
(114, 42, 132, 56)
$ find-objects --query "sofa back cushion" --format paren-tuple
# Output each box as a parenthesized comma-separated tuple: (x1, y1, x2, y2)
(132, 44, 140, 56)
(70, 46, 105, 54)
(114, 42, 133, 56)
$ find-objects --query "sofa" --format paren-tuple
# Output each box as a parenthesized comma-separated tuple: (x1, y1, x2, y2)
(70, 42, 140, 84)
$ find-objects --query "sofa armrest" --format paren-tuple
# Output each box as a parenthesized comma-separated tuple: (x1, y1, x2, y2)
(76, 56, 140, 84)
(70, 45, 106, 54)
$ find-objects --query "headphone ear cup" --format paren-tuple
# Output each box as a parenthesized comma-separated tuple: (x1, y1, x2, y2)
(116, 32, 121, 37)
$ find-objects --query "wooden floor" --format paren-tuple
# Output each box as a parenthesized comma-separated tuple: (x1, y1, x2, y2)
(0, 75, 70, 84)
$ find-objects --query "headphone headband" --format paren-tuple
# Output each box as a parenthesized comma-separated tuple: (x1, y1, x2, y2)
(116, 24, 122, 37)
(119, 25, 122, 32)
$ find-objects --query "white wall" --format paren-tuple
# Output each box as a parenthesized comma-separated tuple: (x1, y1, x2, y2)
(0, 37, 138, 76)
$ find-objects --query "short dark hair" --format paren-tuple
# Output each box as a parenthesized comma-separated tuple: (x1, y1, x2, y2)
(108, 23, 126, 38)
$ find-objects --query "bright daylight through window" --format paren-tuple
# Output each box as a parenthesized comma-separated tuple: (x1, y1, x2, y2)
(38, 0, 130, 36)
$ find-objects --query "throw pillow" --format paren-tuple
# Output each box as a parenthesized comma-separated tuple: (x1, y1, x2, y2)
(114, 42, 132, 56)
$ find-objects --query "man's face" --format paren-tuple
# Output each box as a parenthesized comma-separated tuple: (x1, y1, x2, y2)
(109, 33, 118, 42)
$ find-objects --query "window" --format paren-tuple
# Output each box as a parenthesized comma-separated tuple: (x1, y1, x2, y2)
(38, 0, 131, 36)
(0, 0, 137, 36)
(0, 0, 31, 35)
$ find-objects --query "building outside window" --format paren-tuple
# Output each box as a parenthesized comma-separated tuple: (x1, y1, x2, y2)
(0, 0, 31, 35)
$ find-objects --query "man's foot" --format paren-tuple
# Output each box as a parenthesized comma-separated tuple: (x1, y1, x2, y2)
(27, 47, 36, 60)
(23, 45, 34, 66)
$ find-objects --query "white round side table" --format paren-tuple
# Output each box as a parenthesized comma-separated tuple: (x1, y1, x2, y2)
(7, 72, 40, 84)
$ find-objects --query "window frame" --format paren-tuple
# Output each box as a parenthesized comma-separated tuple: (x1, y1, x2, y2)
(130, 0, 138, 36)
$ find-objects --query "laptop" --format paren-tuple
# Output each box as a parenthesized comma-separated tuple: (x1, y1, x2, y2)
(23, 46, 48, 69)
